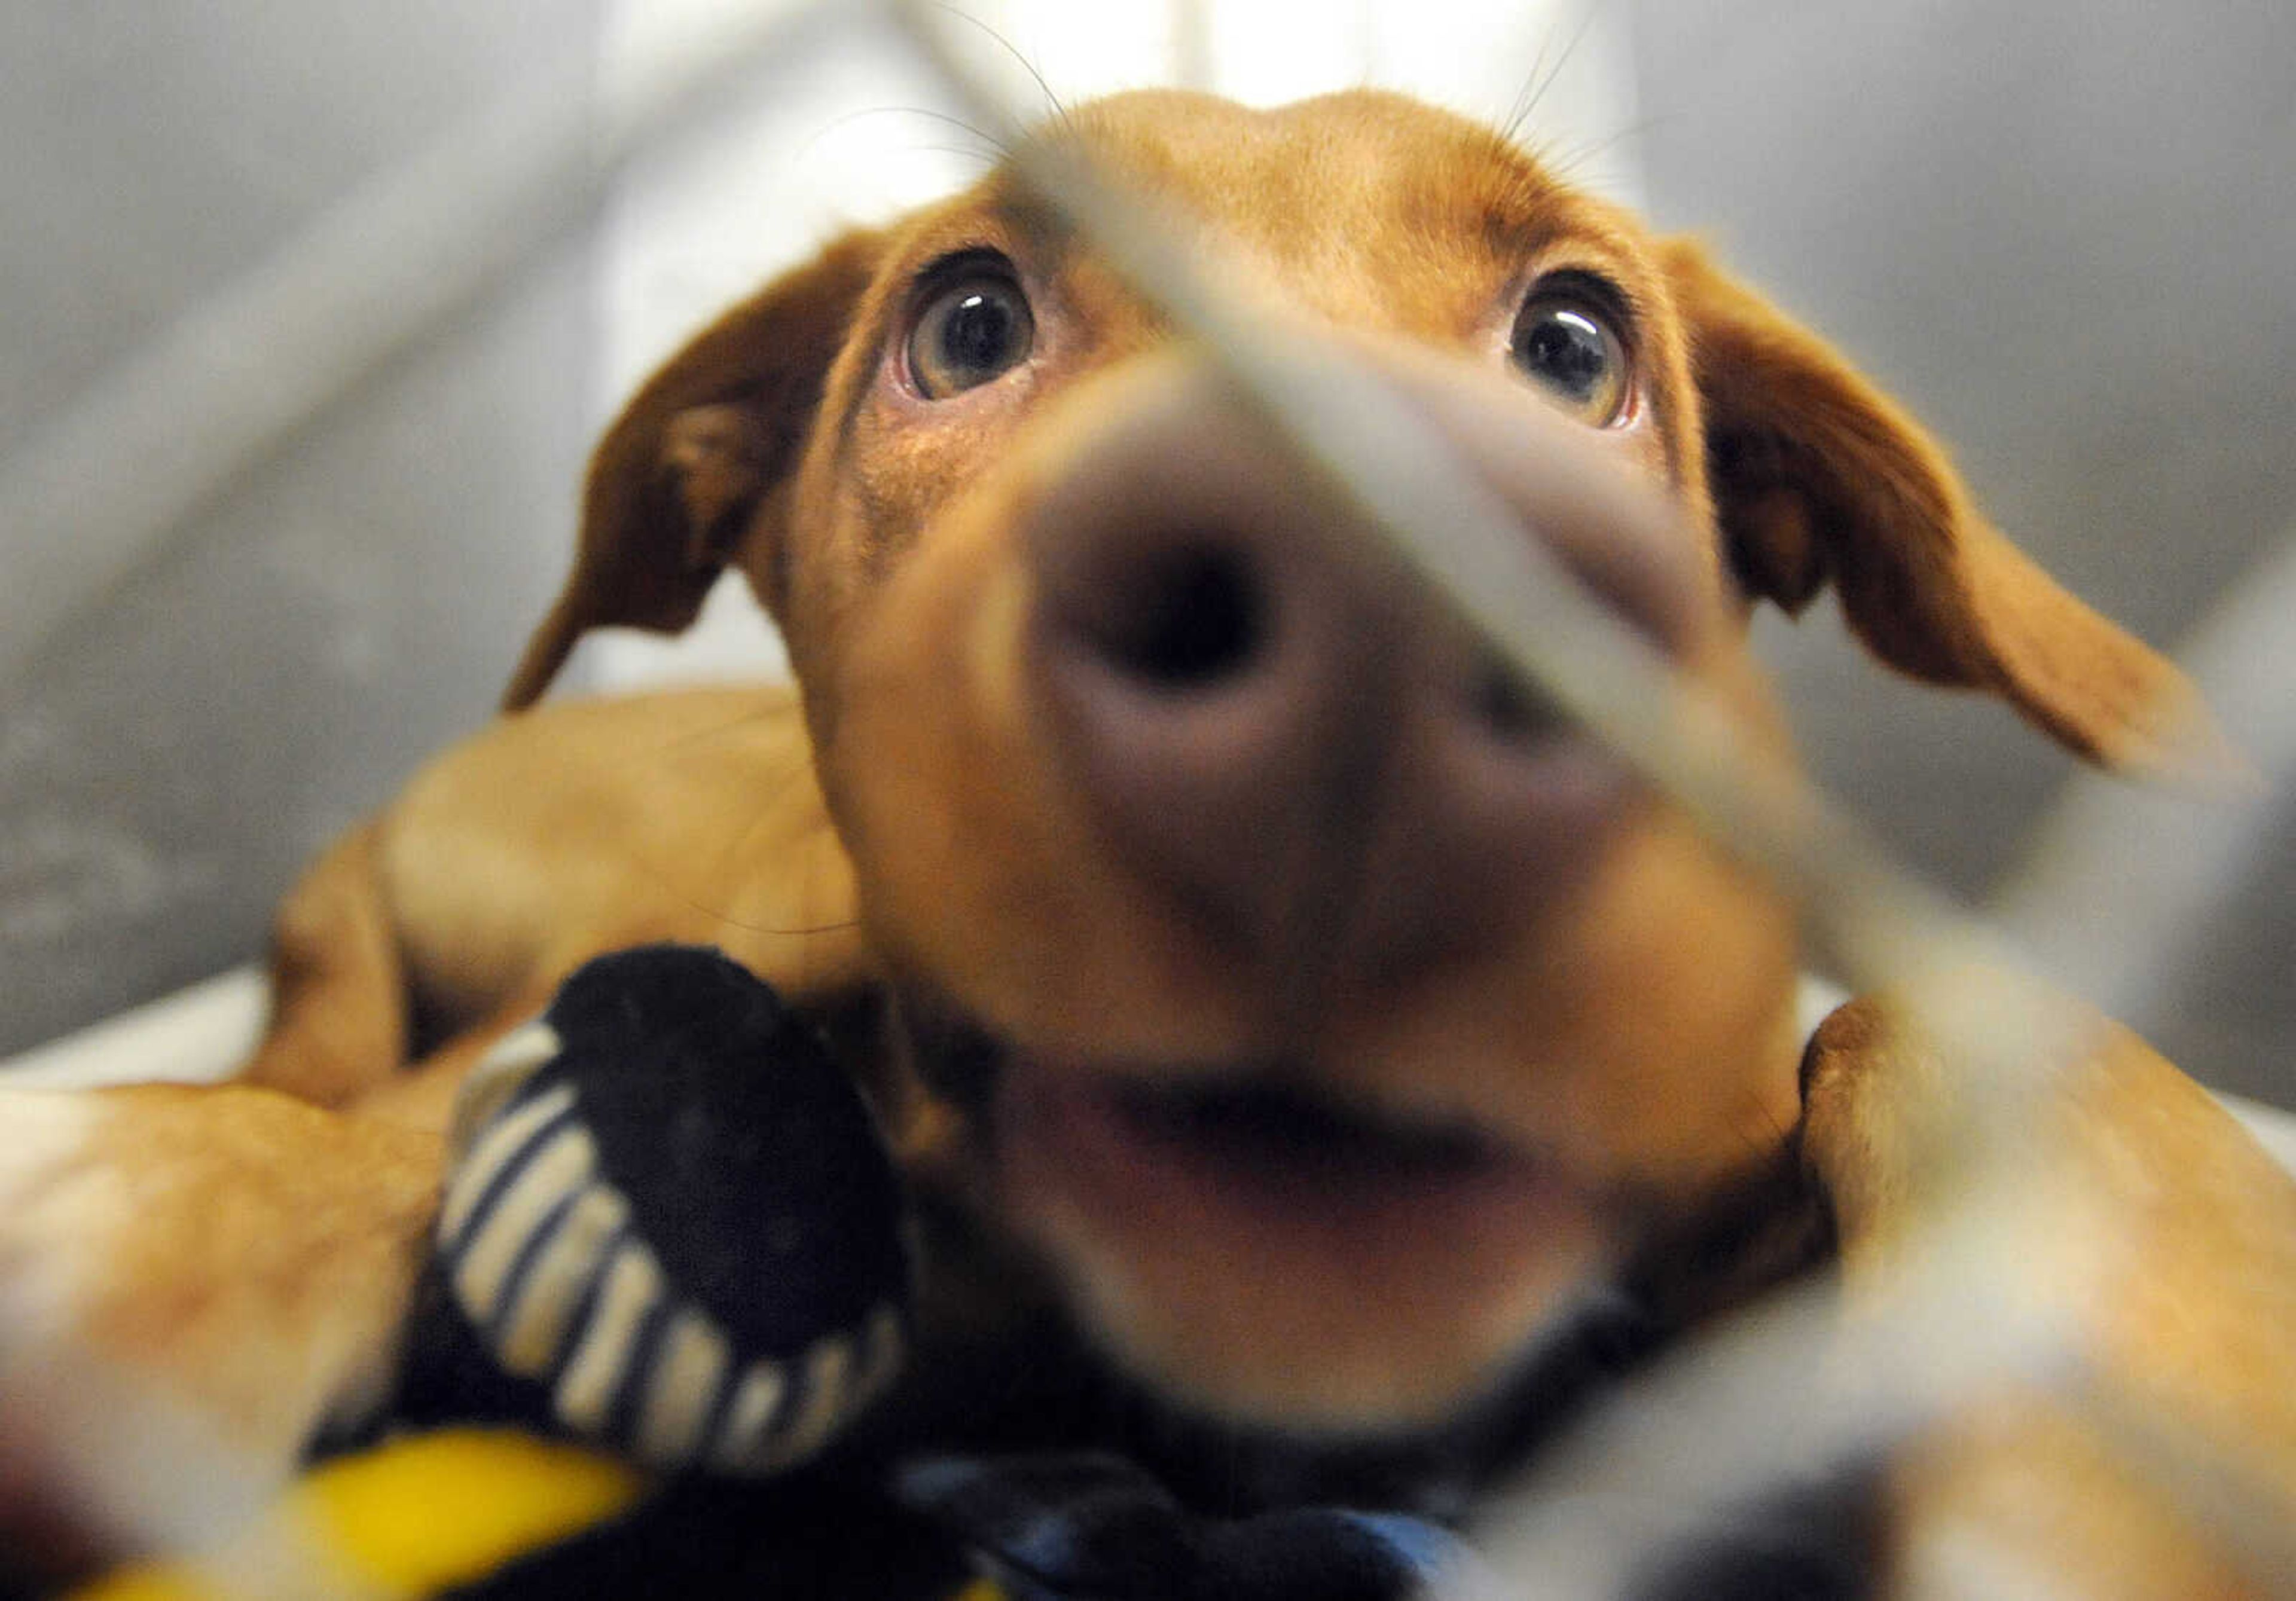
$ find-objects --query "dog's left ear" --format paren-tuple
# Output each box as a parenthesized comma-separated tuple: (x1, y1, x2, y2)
(1662, 239, 2243, 788)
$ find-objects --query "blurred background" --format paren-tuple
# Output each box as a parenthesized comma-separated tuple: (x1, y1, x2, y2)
(1, 0, 2289, 1101)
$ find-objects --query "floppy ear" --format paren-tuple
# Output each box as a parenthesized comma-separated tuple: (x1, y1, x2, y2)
(502, 228, 886, 711)
(1661, 239, 2243, 788)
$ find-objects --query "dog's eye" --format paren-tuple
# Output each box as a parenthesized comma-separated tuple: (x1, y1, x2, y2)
(909, 272, 1035, 398)
(1509, 289, 1629, 424)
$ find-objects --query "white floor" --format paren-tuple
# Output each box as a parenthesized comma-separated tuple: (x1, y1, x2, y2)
(0, 966, 266, 1089)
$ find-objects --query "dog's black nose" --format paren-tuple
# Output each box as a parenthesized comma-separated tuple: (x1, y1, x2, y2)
(1024, 354, 1708, 977)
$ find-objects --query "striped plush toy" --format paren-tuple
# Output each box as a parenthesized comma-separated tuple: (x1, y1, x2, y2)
(421, 945, 911, 1475)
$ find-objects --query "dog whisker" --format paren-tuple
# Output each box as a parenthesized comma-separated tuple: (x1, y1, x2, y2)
(898, 143, 1008, 168)
(1501, 0, 1614, 146)
(927, 4, 1075, 143)
(799, 102, 1016, 163)
(1535, 112, 1679, 187)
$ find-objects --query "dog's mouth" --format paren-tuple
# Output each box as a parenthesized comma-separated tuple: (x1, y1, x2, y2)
(1012, 1065, 1531, 1217)
(964, 1041, 1619, 1434)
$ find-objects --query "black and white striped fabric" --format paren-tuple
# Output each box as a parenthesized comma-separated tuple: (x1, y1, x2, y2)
(433, 945, 911, 1475)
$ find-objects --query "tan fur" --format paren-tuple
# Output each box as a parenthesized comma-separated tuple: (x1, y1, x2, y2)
(243, 689, 874, 1096)
(241, 823, 408, 1107)
(0, 89, 2280, 1590)
(0, 1085, 439, 1563)
(76, 1087, 443, 1461)
(1805, 986, 2296, 1596)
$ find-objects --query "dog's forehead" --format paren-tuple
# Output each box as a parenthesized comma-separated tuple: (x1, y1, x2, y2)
(909, 88, 1654, 332)
(1060, 88, 1547, 228)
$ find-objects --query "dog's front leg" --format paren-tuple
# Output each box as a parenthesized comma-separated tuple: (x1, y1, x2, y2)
(1802, 988, 2296, 1600)
(0, 1082, 440, 1572)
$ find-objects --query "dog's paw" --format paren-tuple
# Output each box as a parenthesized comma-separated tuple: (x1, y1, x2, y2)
(1800, 989, 2296, 1598)
(0, 1083, 441, 1563)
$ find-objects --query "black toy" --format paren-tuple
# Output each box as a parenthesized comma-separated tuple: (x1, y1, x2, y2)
(421, 945, 911, 1474)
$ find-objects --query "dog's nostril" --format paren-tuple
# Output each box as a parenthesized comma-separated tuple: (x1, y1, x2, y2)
(1470, 656, 1565, 743)
(1088, 541, 1266, 689)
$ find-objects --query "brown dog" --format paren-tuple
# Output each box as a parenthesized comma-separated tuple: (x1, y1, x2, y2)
(2, 89, 2289, 1595)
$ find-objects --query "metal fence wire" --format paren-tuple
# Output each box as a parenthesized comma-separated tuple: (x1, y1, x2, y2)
(5, 0, 2291, 1592)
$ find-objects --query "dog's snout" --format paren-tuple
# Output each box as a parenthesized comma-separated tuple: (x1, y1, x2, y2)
(1025, 358, 1700, 974)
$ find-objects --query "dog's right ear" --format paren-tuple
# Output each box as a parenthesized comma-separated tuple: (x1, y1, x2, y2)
(502, 228, 886, 711)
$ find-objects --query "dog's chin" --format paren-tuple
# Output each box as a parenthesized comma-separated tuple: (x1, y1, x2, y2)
(987, 1052, 1620, 1436)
